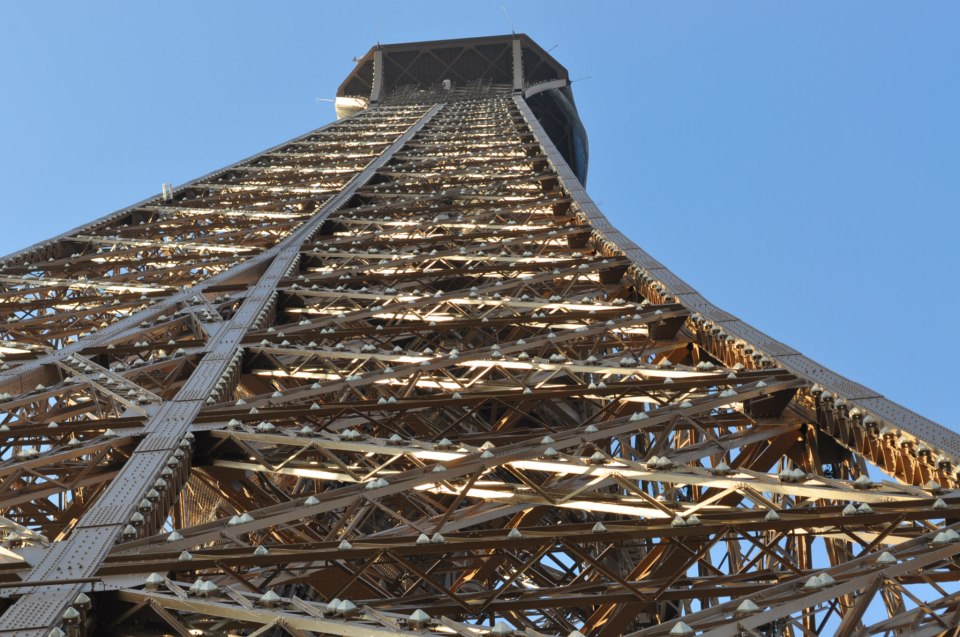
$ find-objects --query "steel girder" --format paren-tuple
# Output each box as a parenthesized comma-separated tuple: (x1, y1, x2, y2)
(0, 69, 956, 637)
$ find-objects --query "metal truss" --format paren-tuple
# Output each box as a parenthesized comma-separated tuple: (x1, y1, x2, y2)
(0, 42, 957, 637)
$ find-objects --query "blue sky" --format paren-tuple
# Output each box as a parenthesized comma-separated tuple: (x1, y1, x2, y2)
(1, 1, 957, 431)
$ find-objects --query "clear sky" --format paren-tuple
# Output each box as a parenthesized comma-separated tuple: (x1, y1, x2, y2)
(1, 1, 957, 432)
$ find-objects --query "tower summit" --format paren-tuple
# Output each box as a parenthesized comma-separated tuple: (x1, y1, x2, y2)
(337, 34, 588, 183)
(0, 34, 956, 637)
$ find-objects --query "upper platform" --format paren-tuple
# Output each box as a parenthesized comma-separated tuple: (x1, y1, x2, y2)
(336, 34, 589, 184)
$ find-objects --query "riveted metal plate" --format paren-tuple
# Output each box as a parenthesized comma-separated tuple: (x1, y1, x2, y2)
(621, 246, 666, 271)
(0, 583, 78, 626)
(144, 401, 196, 432)
(78, 504, 126, 528)
(775, 354, 879, 399)
(135, 434, 180, 453)
(175, 389, 207, 402)
(675, 293, 723, 319)
(705, 308, 739, 323)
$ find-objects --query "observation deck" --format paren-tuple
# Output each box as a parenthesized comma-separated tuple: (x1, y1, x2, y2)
(336, 34, 589, 184)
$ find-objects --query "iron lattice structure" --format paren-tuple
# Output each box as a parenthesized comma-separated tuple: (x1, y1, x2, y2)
(0, 34, 957, 637)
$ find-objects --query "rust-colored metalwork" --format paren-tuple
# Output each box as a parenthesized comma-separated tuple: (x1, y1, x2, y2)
(0, 34, 956, 637)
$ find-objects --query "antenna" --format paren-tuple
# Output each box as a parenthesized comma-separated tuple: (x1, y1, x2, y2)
(500, 3, 515, 34)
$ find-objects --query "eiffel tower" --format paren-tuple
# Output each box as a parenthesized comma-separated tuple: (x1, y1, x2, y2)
(0, 34, 956, 637)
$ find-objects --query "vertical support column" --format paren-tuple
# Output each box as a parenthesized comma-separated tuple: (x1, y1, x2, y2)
(512, 36, 524, 93)
(371, 47, 384, 104)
